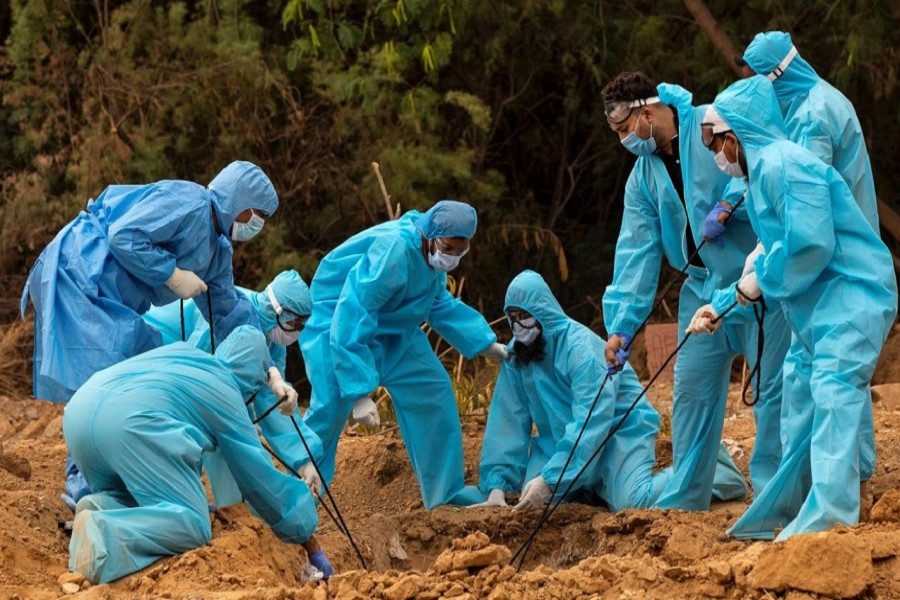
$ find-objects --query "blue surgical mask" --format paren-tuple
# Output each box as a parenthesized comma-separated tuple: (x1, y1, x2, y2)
(232, 213, 265, 242)
(428, 250, 462, 272)
(621, 116, 656, 156)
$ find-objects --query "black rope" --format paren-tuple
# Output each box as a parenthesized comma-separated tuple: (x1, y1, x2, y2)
(259, 441, 348, 547)
(252, 395, 287, 425)
(741, 297, 767, 407)
(289, 415, 368, 570)
(511, 301, 741, 570)
(180, 299, 186, 342)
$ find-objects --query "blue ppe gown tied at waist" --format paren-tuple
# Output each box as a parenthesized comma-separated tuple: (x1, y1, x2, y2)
(712, 76, 897, 541)
(22, 161, 277, 403)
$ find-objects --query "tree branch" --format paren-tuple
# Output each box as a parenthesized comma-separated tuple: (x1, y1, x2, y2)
(681, 0, 743, 76)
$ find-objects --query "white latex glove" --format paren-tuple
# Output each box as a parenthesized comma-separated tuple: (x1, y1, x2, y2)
(742, 241, 765, 277)
(468, 489, 508, 508)
(299, 462, 321, 497)
(686, 303, 721, 335)
(267, 367, 298, 415)
(165, 267, 207, 299)
(351, 395, 380, 428)
(479, 342, 509, 361)
(736, 273, 762, 307)
(513, 476, 552, 511)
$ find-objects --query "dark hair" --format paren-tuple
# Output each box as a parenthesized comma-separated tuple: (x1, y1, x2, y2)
(511, 334, 547, 367)
(601, 71, 657, 104)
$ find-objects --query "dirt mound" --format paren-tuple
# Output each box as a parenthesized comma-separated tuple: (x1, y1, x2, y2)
(0, 378, 900, 599)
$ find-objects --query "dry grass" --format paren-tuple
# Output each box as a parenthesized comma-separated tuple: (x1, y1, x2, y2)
(0, 317, 33, 397)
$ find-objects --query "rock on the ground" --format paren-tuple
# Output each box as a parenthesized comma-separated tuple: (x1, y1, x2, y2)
(747, 531, 873, 598)
(432, 532, 511, 574)
(872, 489, 900, 523)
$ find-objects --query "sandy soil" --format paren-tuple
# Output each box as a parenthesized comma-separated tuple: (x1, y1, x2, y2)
(2, 329, 900, 599)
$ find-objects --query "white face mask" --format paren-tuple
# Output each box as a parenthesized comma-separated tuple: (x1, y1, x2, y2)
(511, 317, 541, 346)
(267, 327, 300, 346)
(714, 138, 744, 178)
(428, 250, 462, 272)
(232, 213, 265, 242)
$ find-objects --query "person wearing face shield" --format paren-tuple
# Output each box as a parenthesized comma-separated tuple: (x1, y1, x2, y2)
(600, 72, 792, 511)
(702, 76, 897, 541)
(474, 271, 671, 511)
(300, 200, 505, 509)
(20, 160, 281, 510)
(63, 326, 328, 584)
(143, 270, 323, 500)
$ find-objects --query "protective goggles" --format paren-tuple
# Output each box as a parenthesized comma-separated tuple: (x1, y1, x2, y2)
(700, 124, 733, 149)
(266, 285, 308, 332)
(604, 96, 660, 125)
(506, 309, 538, 328)
(432, 238, 470, 257)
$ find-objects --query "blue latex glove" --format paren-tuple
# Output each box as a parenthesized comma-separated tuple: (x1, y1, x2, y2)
(605, 333, 633, 376)
(308, 549, 334, 581)
(701, 203, 733, 246)
(61, 456, 92, 512)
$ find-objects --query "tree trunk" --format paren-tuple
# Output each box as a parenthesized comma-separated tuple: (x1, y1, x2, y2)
(681, 0, 743, 76)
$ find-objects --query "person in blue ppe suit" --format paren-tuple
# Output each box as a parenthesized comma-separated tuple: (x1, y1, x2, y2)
(474, 270, 671, 511)
(143, 270, 324, 501)
(22, 161, 296, 510)
(600, 72, 792, 510)
(300, 200, 508, 510)
(64, 326, 332, 584)
(700, 75, 897, 541)
(732, 31, 878, 231)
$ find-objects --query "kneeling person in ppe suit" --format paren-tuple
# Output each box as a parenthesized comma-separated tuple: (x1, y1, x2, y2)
(476, 271, 671, 511)
(300, 200, 508, 509)
(143, 270, 323, 498)
(701, 76, 897, 541)
(64, 326, 330, 584)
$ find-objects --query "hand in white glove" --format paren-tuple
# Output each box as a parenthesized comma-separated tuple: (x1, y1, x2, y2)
(299, 462, 321, 497)
(686, 303, 721, 335)
(165, 267, 208, 299)
(267, 367, 298, 415)
(742, 241, 765, 277)
(736, 273, 762, 307)
(351, 395, 380, 428)
(468, 489, 508, 508)
(479, 342, 509, 361)
(513, 476, 552, 511)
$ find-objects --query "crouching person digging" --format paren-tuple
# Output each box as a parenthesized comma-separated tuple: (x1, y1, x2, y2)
(63, 325, 331, 584)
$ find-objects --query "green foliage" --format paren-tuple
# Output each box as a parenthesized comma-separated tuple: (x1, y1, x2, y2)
(1, 0, 898, 326)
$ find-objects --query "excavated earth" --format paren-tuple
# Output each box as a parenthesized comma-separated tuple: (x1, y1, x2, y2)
(2, 325, 900, 599)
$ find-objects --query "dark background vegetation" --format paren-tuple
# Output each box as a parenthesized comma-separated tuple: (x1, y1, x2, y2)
(1, 0, 897, 332)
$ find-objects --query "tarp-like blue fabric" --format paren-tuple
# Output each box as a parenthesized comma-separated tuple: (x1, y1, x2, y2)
(713, 76, 897, 541)
(23, 161, 277, 403)
(479, 271, 670, 511)
(743, 31, 879, 231)
(601, 84, 789, 509)
(300, 204, 496, 509)
(64, 326, 318, 583)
